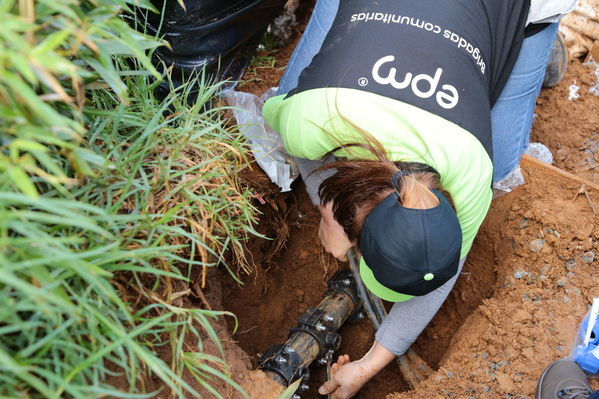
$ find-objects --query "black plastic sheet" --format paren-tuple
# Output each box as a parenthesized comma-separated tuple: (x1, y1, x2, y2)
(143, 0, 285, 95)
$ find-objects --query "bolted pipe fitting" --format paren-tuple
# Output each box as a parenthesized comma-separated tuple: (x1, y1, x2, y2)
(276, 355, 288, 365)
(259, 270, 362, 389)
(283, 346, 295, 355)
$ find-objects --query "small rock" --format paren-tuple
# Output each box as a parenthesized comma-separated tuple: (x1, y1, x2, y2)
(512, 309, 529, 323)
(527, 273, 539, 284)
(556, 346, 563, 352)
(519, 218, 529, 229)
(482, 385, 491, 393)
(540, 264, 552, 276)
(563, 295, 570, 303)
(565, 260, 577, 271)
(556, 148, 568, 161)
(582, 251, 595, 264)
(557, 278, 568, 287)
(565, 287, 582, 296)
(529, 239, 544, 253)
(514, 271, 529, 279)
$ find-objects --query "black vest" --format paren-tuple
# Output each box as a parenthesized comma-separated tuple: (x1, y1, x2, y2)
(287, 0, 530, 160)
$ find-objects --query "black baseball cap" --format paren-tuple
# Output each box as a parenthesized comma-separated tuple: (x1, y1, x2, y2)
(359, 189, 462, 302)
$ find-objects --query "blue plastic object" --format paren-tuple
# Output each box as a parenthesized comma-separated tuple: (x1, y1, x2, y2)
(574, 312, 599, 375)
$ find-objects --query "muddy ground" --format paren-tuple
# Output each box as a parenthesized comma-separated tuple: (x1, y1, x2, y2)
(211, 5, 599, 399)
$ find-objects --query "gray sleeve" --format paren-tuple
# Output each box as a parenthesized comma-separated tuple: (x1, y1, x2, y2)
(527, 0, 576, 24)
(295, 155, 336, 205)
(375, 257, 467, 356)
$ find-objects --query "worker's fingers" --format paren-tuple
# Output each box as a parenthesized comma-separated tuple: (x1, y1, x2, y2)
(318, 376, 340, 395)
(330, 355, 349, 376)
(337, 354, 350, 366)
(330, 362, 340, 375)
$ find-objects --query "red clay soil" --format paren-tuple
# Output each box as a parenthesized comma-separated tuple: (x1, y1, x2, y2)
(185, 3, 599, 398)
(219, 17, 599, 399)
(532, 60, 599, 184)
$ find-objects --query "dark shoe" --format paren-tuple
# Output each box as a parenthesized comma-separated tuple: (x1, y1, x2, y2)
(543, 32, 568, 88)
(536, 359, 593, 399)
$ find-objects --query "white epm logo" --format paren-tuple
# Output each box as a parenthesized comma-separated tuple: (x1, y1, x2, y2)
(371, 55, 459, 109)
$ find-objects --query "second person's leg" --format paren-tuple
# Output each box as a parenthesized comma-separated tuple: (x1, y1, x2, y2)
(491, 23, 559, 183)
(278, 0, 339, 95)
(278, 0, 340, 204)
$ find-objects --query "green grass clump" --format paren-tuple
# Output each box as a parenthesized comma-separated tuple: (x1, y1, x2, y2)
(1, 0, 260, 397)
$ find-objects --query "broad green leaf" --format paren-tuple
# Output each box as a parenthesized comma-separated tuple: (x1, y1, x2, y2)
(31, 151, 67, 177)
(70, 150, 96, 177)
(7, 166, 38, 198)
(276, 380, 302, 399)
(3, 71, 79, 131)
(32, 27, 72, 54)
(6, 52, 38, 84)
(82, 56, 128, 103)
(10, 138, 48, 153)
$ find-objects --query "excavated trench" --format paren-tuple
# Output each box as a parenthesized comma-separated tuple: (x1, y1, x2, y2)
(218, 13, 599, 397)
(222, 155, 599, 398)
(221, 180, 500, 398)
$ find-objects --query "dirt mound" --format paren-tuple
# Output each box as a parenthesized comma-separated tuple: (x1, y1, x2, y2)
(390, 157, 599, 398)
(533, 60, 599, 184)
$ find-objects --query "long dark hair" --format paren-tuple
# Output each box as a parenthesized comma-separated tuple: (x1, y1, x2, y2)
(316, 133, 440, 243)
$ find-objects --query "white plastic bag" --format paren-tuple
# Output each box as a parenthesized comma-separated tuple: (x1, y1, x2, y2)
(493, 143, 554, 196)
(223, 88, 298, 192)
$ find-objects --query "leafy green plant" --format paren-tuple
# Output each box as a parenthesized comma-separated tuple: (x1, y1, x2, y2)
(0, 0, 161, 197)
(0, 0, 261, 397)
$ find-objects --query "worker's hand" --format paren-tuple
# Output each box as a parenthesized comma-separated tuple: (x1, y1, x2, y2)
(318, 202, 353, 261)
(318, 355, 371, 399)
(319, 341, 396, 398)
